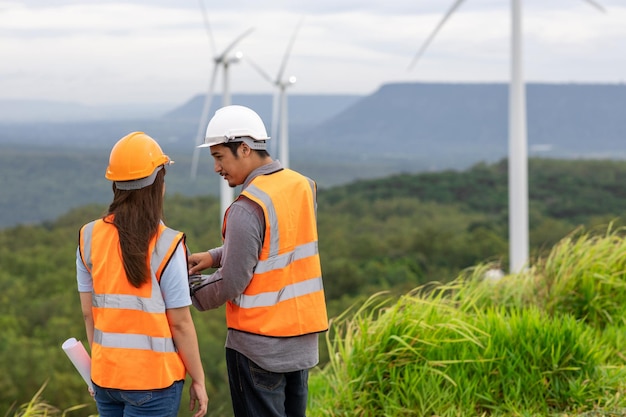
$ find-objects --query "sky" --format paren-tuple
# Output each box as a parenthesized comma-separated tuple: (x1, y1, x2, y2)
(1, 0, 625, 106)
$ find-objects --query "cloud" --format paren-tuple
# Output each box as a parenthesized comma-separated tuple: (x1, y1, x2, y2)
(0, 0, 624, 105)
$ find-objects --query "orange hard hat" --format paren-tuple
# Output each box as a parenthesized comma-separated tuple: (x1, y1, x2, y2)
(105, 132, 172, 189)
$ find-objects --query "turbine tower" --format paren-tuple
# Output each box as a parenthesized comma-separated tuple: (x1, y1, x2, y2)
(246, 17, 305, 168)
(191, 0, 254, 223)
(408, 0, 605, 273)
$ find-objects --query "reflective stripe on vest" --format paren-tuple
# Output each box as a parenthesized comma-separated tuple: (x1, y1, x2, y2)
(79, 219, 186, 389)
(79, 221, 95, 272)
(93, 328, 177, 352)
(232, 276, 324, 309)
(226, 169, 328, 337)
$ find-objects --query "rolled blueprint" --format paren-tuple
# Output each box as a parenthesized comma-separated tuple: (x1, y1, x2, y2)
(62, 337, 93, 390)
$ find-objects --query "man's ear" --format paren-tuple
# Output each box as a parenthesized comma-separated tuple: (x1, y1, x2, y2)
(239, 143, 251, 156)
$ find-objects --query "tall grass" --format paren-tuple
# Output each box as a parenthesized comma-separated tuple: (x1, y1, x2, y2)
(309, 225, 626, 416)
(3, 381, 91, 417)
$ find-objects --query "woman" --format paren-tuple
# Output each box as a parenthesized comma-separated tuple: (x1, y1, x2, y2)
(76, 131, 208, 417)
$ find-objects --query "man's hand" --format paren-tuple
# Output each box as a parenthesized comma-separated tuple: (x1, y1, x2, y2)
(188, 252, 213, 275)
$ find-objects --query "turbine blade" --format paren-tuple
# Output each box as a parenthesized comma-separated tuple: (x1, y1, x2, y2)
(197, 0, 216, 55)
(191, 64, 219, 180)
(219, 27, 255, 59)
(408, 0, 467, 71)
(582, 0, 606, 13)
(279, 87, 290, 168)
(276, 16, 305, 82)
(270, 89, 280, 156)
(246, 55, 274, 84)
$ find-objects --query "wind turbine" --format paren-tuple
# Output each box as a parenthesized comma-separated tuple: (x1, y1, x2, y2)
(408, 0, 605, 273)
(246, 17, 305, 169)
(191, 0, 254, 223)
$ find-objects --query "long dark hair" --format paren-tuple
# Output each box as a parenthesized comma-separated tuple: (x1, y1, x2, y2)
(104, 168, 165, 288)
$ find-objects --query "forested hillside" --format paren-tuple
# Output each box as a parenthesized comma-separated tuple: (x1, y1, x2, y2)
(2, 158, 626, 416)
(3, 83, 625, 229)
(0, 145, 415, 228)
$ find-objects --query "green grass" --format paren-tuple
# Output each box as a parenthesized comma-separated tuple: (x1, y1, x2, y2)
(13, 225, 626, 416)
(308, 225, 626, 416)
(3, 381, 91, 417)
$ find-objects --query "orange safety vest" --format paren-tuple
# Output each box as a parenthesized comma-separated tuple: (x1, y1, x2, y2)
(224, 169, 328, 337)
(78, 217, 187, 390)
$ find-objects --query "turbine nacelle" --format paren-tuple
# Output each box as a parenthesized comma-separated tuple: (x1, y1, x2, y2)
(278, 76, 297, 89)
(227, 51, 244, 65)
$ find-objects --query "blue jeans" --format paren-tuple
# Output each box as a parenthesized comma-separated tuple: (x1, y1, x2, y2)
(226, 348, 309, 417)
(92, 380, 183, 417)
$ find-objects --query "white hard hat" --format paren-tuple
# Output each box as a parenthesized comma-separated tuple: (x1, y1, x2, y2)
(200, 105, 270, 150)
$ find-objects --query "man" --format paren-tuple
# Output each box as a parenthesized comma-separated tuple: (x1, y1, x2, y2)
(188, 105, 328, 417)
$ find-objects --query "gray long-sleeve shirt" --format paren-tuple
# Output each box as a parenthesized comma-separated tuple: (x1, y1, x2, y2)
(192, 160, 320, 373)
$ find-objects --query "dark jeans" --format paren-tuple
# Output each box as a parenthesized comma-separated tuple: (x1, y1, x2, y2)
(226, 348, 309, 417)
(92, 380, 183, 417)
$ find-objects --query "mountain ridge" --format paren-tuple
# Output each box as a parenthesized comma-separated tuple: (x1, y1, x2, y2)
(2, 81, 626, 228)
(297, 82, 626, 162)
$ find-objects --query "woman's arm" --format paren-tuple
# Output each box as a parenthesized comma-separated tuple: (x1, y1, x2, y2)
(167, 307, 209, 417)
(79, 292, 94, 348)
